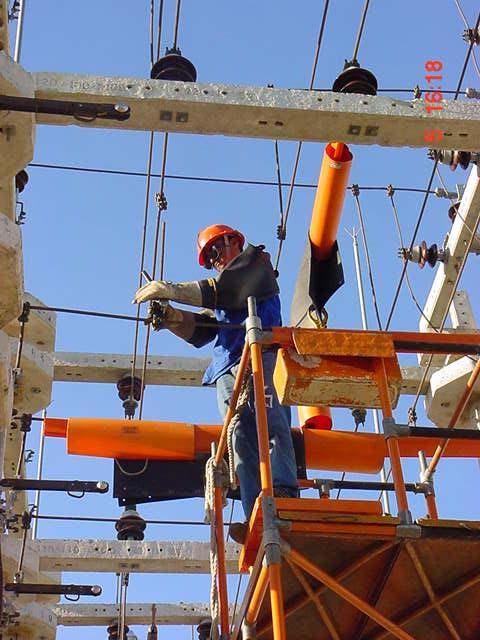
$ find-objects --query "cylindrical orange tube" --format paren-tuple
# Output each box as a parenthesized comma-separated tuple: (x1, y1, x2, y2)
(65, 418, 196, 460)
(298, 405, 332, 430)
(44, 417, 68, 438)
(45, 418, 480, 467)
(309, 142, 353, 260)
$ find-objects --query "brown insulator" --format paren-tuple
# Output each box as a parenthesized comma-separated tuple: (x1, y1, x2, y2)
(151, 47, 197, 82)
(107, 623, 129, 640)
(15, 170, 29, 193)
(115, 510, 146, 541)
(332, 59, 377, 95)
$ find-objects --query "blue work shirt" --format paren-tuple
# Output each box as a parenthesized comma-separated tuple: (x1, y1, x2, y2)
(202, 295, 282, 385)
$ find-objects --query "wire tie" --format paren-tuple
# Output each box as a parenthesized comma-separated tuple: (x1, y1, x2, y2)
(155, 191, 168, 211)
(386, 184, 395, 197)
(351, 183, 360, 197)
(17, 301, 31, 324)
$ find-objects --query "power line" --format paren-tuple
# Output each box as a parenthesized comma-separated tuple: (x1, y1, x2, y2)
(385, 10, 480, 329)
(32, 513, 209, 526)
(273, 0, 331, 271)
(453, 0, 480, 78)
(28, 162, 442, 194)
(352, 187, 383, 330)
(352, 0, 371, 62)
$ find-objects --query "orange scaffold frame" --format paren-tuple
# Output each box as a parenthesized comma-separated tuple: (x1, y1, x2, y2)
(208, 297, 480, 640)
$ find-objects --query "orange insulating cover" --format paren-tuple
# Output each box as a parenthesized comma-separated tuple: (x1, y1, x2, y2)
(297, 405, 332, 430)
(309, 142, 353, 260)
(65, 418, 199, 460)
(44, 417, 68, 438)
(46, 418, 480, 468)
(303, 428, 480, 473)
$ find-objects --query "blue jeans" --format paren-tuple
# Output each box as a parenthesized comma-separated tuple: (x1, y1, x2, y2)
(216, 350, 298, 519)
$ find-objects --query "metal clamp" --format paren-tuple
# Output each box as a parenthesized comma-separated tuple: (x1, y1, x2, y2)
(383, 417, 409, 438)
(246, 297, 263, 345)
(261, 496, 282, 565)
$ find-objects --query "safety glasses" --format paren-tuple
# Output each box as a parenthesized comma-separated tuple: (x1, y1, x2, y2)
(205, 236, 231, 266)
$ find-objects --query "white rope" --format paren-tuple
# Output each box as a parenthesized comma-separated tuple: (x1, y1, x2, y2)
(226, 368, 252, 490)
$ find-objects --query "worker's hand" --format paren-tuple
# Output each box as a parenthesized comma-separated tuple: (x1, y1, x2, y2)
(133, 280, 172, 304)
(162, 304, 184, 326)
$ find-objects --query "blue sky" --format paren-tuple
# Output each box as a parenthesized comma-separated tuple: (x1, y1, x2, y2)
(9, 1, 480, 638)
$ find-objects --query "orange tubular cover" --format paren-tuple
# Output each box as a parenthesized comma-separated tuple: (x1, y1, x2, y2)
(45, 418, 480, 467)
(297, 405, 333, 430)
(65, 418, 197, 460)
(309, 142, 353, 260)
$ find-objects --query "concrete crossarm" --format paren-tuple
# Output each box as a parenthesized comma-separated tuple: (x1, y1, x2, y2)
(32, 72, 480, 150)
(54, 602, 221, 626)
(52, 351, 433, 394)
(420, 164, 480, 332)
(37, 539, 241, 574)
(53, 351, 211, 386)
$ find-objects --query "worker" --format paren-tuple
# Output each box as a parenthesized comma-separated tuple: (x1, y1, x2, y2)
(133, 224, 298, 542)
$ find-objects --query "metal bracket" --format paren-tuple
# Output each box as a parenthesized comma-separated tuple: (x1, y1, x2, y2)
(261, 496, 282, 566)
(383, 417, 410, 438)
(396, 524, 422, 538)
(246, 296, 263, 345)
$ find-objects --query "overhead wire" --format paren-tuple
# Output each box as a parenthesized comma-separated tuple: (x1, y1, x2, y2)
(384, 10, 480, 330)
(352, 0, 371, 62)
(387, 188, 441, 332)
(410, 201, 480, 414)
(129, 0, 168, 422)
(32, 513, 209, 526)
(137, 0, 183, 418)
(453, 0, 480, 78)
(273, 0, 331, 271)
(273, 140, 285, 241)
(351, 187, 383, 330)
(28, 162, 443, 195)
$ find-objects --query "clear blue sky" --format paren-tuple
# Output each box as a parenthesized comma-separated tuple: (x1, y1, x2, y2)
(11, 1, 480, 638)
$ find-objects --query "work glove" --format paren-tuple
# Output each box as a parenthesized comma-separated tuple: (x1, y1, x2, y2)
(133, 279, 202, 306)
(154, 303, 196, 341)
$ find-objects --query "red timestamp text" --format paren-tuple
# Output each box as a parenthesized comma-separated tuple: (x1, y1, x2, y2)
(423, 60, 444, 144)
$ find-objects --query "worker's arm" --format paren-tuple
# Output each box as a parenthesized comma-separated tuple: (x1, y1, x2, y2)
(163, 305, 218, 347)
(133, 245, 278, 311)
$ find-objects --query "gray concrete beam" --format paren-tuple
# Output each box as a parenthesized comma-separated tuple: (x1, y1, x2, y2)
(33, 72, 480, 150)
(0, 53, 35, 176)
(37, 539, 241, 574)
(0, 212, 23, 328)
(4, 293, 57, 352)
(0, 1, 10, 56)
(9, 338, 53, 414)
(53, 351, 210, 386)
(54, 602, 214, 626)
(420, 165, 480, 332)
(52, 350, 433, 397)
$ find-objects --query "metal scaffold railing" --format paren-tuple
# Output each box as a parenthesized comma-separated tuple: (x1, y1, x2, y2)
(206, 301, 480, 640)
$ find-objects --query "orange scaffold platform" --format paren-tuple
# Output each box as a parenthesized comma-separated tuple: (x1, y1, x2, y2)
(45, 312, 480, 639)
(208, 306, 480, 640)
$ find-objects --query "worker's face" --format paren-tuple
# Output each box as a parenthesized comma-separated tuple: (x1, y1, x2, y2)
(208, 236, 242, 271)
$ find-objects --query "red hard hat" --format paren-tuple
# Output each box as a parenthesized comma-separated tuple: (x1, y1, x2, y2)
(197, 224, 245, 267)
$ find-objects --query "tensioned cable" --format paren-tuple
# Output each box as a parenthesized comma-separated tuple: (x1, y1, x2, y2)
(352, 188, 383, 330)
(137, 0, 183, 418)
(28, 163, 443, 195)
(129, 0, 168, 419)
(32, 513, 209, 525)
(384, 10, 480, 330)
(172, 0, 182, 49)
(352, 0, 371, 62)
(410, 201, 480, 414)
(388, 190, 441, 332)
(273, 140, 285, 240)
(453, 0, 480, 78)
(273, 0, 331, 271)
